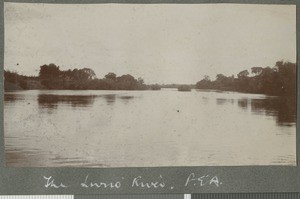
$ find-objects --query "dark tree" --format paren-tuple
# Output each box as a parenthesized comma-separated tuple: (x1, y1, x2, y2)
(105, 73, 117, 82)
(39, 64, 60, 79)
(237, 70, 249, 79)
(116, 74, 138, 90)
(251, 67, 263, 75)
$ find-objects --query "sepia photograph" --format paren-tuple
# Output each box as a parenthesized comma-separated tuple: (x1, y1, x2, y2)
(4, 3, 297, 167)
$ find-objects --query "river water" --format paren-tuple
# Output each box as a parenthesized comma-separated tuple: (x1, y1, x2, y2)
(4, 89, 296, 167)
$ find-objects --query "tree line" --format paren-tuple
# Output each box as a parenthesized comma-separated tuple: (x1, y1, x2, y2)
(196, 61, 296, 96)
(5, 64, 161, 90)
(4, 61, 297, 96)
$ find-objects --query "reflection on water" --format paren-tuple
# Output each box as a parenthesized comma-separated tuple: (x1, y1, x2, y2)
(250, 97, 296, 125)
(4, 89, 296, 167)
(237, 98, 248, 109)
(38, 94, 96, 108)
(104, 94, 116, 105)
(6, 92, 136, 108)
(216, 98, 234, 105)
(214, 97, 296, 126)
(5, 94, 25, 102)
(120, 96, 134, 100)
(234, 97, 296, 125)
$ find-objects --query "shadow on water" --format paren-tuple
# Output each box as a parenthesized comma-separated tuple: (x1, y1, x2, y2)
(38, 94, 96, 108)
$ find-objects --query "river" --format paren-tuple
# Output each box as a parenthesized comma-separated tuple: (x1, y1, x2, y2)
(4, 89, 296, 167)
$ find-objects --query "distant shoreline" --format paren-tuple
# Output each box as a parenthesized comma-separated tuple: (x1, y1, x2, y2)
(4, 60, 296, 97)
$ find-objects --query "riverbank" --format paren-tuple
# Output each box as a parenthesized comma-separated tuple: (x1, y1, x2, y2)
(196, 61, 296, 97)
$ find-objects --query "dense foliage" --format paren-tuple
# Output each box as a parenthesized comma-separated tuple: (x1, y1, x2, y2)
(196, 61, 296, 96)
(5, 64, 149, 90)
(5, 61, 297, 96)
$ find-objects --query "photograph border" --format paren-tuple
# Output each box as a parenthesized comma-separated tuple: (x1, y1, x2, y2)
(0, 0, 299, 195)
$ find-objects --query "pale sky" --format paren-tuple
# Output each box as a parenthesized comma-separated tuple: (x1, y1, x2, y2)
(4, 3, 296, 84)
